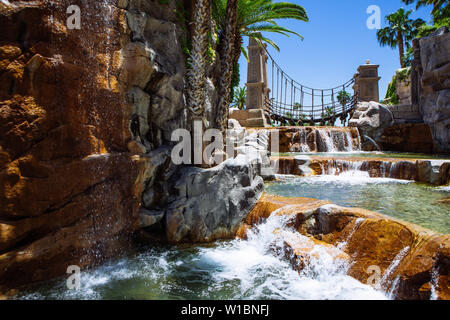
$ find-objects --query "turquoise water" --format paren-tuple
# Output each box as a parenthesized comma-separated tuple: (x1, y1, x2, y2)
(266, 172, 450, 234)
(16, 215, 387, 300)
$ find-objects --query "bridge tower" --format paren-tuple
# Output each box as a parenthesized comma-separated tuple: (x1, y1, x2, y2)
(353, 60, 381, 102)
(229, 37, 270, 127)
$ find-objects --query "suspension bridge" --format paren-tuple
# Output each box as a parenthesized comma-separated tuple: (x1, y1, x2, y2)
(232, 38, 380, 128)
(265, 47, 358, 126)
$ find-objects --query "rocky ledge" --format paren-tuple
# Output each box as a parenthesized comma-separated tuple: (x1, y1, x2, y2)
(240, 194, 450, 300)
(272, 156, 450, 185)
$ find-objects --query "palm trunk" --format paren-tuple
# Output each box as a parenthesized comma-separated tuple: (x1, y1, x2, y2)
(187, 0, 211, 120)
(214, 0, 239, 131)
(233, 34, 243, 70)
(398, 30, 405, 68)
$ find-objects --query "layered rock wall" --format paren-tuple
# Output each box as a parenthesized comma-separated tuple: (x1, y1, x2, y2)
(0, 0, 265, 293)
(0, 0, 152, 292)
(415, 28, 450, 153)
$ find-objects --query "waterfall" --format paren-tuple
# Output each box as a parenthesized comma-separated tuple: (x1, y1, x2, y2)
(337, 218, 365, 251)
(317, 129, 336, 152)
(381, 246, 410, 289)
(430, 267, 440, 300)
(287, 127, 361, 153)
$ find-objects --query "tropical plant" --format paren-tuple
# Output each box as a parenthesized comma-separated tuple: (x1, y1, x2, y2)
(401, 0, 449, 22)
(337, 91, 351, 107)
(376, 8, 425, 68)
(231, 86, 247, 110)
(212, 0, 309, 88)
(408, 0, 450, 38)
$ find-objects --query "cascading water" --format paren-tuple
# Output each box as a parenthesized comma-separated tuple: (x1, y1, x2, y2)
(288, 127, 361, 153)
(16, 214, 388, 300)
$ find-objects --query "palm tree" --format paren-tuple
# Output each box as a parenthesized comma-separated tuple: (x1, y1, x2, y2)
(187, 0, 211, 123)
(231, 87, 247, 110)
(212, 0, 308, 131)
(213, 0, 309, 79)
(337, 91, 351, 108)
(215, 0, 239, 131)
(401, 0, 449, 21)
(376, 8, 425, 68)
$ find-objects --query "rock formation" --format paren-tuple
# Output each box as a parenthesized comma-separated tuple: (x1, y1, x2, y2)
(271, 155, 450, 185)
(378, 123, 435, 154)
(415, 27, 450, 153)
(263, 127, 361, 153)
(349, 101, 394, 150)
(141, 121, 273, 243)
(0, 0, 263, 293)
(0, 0, 151, 293)
(242, 194, 450, 300)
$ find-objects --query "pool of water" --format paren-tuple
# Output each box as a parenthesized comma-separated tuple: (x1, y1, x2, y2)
(266, 172, 450, 234)
(274, 151, 450, 160)
(16, 215, 388, 300)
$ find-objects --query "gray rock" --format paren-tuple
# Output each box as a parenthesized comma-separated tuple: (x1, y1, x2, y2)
(417, 160, 450, 185)
(349, 101, 394, 144)
(140, 209, 165, 228)
(164, 155, 264, 243)
(417, 30, 450, 152)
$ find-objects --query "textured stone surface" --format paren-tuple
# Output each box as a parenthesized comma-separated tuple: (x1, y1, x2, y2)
(271, 156, 450, 185)
(417, 28, 450, 153)
(244, 195, 450, 300)
(0, 0, 152, 293)
(164, 155, 264, 243)
(349, 101, 394, 148)
(379, 123, 435, 153)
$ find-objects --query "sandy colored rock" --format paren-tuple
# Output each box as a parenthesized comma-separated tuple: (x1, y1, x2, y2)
(244, 195, 450, 300)
(379, 123, 436, 154)
(274, 229, 350, 271)
(0, 0, 152, 293)
(271, 155, 450, 185)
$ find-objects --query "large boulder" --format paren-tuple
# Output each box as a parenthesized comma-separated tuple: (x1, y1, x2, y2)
(242, 195, 450, 300)
(164, 154, 264, 243)
(349, 101, 394, 149)
(417, 27, 450, 153)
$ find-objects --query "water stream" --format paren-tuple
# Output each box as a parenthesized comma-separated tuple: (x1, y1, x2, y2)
(266, 171, 450, 234)
(17, 214, 387, 300)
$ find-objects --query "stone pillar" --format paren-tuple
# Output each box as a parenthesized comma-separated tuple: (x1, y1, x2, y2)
(353, 60, 381, 102)
(246, 37, 269, 109)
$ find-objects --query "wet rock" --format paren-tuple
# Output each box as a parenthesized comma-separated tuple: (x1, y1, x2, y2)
(242, 195, 450, 300)
(349, 101, 394, 147)
(164, 155, 264, 243)
(0, 0, 190, 294)
(271, 156, 450, 185)
(269, 127, 360, 153)
(416, 28, 450, 153)
(379, 123, 435, 154)
(273, 229, 350, 272)
(296, 204, 450, 300)
(237, 194, 331, 239)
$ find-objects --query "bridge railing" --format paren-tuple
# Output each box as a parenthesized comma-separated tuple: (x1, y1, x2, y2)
(262, 46, 358, 124)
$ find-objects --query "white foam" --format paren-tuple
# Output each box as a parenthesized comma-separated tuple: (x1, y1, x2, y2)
(437, 185, 450, 192)
(299, 171, 413, 186)
(18, 214, 388, 300)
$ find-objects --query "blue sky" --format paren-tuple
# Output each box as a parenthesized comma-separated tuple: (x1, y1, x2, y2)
(238, 0, 432, 100)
